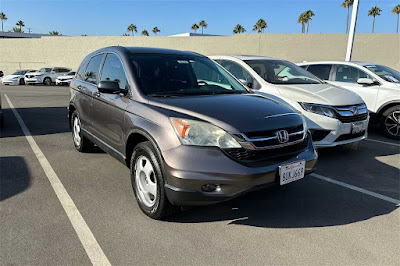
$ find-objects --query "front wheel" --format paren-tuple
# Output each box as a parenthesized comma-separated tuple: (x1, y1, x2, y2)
(130, 141, 178, 219)
(19, 78, 25, 85)
(43, 77, 52, 86)
(380, 106, 400, 140)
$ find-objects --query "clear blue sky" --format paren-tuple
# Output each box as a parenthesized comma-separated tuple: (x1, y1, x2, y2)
(0, 0, 398, 36)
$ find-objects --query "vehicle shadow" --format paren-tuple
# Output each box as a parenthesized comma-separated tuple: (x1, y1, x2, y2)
(166, 177, 398, 228)
(0, 156, 31, 201)
(0, 107, 70, 138)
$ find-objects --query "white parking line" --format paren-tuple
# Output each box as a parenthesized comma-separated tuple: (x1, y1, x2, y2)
(4, 94, 111, 266)
(365, 138, 400, 147)
(311, 173, 400, 205)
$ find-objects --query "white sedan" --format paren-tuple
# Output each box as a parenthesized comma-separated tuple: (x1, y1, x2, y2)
(56, 71, 76, 86)
(2, 70, 36, 85)
(211, 55, 369, 148)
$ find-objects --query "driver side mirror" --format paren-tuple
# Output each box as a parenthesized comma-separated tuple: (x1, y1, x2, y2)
(239, 78, 253, 89)
(98, 81, 125, 94)
(357, 78, 375, 85)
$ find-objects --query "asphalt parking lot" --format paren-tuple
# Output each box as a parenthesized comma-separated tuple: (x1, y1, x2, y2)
(1, 85, 399, 265)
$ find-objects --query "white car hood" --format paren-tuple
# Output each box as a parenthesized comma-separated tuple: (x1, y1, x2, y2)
(26, 72, 47, 76)
(57, 75, 73, 80)
(276, 83, 364, 106)
(2, 74, 21, 80)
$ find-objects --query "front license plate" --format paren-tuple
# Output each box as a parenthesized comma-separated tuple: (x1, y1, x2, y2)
(351, 122, 365, 134)
(279, 160, 305, 185)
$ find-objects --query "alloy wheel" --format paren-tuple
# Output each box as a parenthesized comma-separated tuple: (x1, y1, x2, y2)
(73, 116, 82, 146)
(385, 110, 400, 137)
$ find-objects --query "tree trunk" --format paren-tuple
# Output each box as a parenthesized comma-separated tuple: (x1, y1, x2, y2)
(397, 14, 399, 34)
(372, 16, 375, 33)
(301, 23, 305, 33)
(346, 7, 350, 33)
(307, 21, 309, 33)
(201, 27, 203, 34)
(1, 21, 3, 32)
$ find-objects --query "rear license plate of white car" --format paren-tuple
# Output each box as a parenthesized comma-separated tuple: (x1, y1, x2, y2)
(351, 122, 365, 134)
(279, 160, 305, 185)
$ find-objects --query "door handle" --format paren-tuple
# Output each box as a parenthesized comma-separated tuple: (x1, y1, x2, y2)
(93, 91, 101, 97)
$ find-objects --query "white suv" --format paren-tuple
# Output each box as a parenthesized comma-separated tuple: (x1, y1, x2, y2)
(298, 61, 400, 139)
(211, 55, 368, 147)
(25, 67, 71, 85)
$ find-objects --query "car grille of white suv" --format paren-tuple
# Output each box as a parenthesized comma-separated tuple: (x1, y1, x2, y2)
(333, 104, 368, 123)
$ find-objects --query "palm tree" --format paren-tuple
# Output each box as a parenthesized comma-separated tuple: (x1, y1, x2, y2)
(252, 18, 267, 33)
(341, 0, 354, 33)
(297, 12, 308, 33)
(368, 6, 382, 33)
(122, 33, 129, 36)
(305, 10, 315, 33)
(0, 12, 8, 32)
(152, 26, 160, 36)
(141, 30, 149, 36)
(11, 26, 23, 33)
(81, 34, 88, 36)
(127, 24, 137, 36)
(233, 24, 246, 34)
(392, 4, 400, 33)
(191, 23, 199, 33)
(16, 20, 25, 31)
(199, 20, 208, 34)
(49, 31, 60, 35)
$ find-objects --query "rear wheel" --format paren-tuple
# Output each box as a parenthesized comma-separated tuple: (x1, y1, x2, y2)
(70, 110, 94, 152)
(380, 106, 400, 140)
(130, 141, 178, 219)
(43, 77, 52, 86)
(19, 78, 25, 85)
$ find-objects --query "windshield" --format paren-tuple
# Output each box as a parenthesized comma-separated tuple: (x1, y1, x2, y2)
(363, 64, 400, 83)
(38, 68, 52, 73)
(130, 54, 248, 96)
(244, 59, 321, 85)
(13, 70, 28, 75)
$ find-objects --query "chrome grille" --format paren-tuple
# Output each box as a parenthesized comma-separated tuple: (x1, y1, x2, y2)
(232, 124, 306, 150)
(333, 104, 368, 123)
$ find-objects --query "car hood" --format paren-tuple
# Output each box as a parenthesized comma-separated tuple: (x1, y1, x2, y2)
(57, 75, 73, 79)
(2, 75, 21, 79)
(148, 93, 303, 133)
(276, 83, 364, 106)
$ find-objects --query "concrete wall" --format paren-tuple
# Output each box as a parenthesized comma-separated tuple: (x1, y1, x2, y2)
(0, 33, 398, 75)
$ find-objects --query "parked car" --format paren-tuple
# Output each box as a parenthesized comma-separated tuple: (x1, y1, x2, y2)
(69, 46, 318, 219)
(298, 61, 400, 139)
(0, 70, 3, 77)
(2, 70, 36, 85)
(56, 71, 76, 86)
(25, 67, 71, 85)
(211, 56, 368, 147)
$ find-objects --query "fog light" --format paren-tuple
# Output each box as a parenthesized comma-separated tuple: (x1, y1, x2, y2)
(201, 184, 220, 192)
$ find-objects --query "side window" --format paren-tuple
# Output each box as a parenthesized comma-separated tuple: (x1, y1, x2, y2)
(52, 68, 60, 73)
(335, 65, 372, 83)
(100, 53, 128, 90)
(60, 68, 70, 73)
(77, 60, 89, 81)
(84, 54, 104, 84)
(307, 64, 332, 80)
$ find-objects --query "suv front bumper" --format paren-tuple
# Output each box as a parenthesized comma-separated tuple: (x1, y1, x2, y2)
(162, 134, 317, 205)
(25, 76, 44, 84)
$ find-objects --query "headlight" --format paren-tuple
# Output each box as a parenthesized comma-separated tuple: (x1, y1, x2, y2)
(170, 117, 241, 148)
(299, 103, 336, 118)
(12, 77, 18, 80)
(36, 74, 43, 77)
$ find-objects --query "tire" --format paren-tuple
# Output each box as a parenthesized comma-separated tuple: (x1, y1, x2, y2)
(43, 77, 52, 86)
(380, 105, 400, 140)
(70, 110, 94, 152)
(130, 141, 178, 219)
(19, 78, 25, 85)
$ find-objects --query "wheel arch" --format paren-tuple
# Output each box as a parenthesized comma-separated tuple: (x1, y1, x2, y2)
(377, 101, 400, 118)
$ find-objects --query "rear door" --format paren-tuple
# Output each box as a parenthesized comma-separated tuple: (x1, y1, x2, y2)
(329, 64, 379, 111)
(90, 53, 130, 154)
(73, 54, 105, 131)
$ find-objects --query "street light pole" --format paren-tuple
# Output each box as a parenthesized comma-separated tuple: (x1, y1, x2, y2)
(345, 0, 360, 61)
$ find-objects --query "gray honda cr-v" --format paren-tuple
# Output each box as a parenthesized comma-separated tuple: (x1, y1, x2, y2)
(69, 46, 318, 219)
